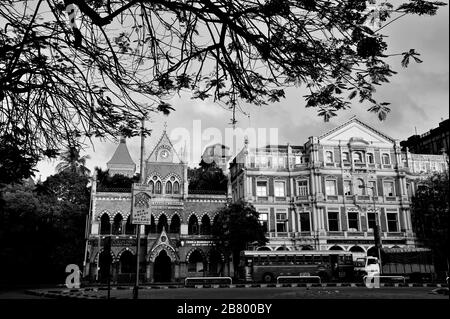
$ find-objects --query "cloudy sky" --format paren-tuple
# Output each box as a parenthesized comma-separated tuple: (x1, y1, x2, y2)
(35, 3, 449, 180)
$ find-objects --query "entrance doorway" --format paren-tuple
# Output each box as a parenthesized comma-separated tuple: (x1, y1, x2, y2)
(153, 250, 172, 282)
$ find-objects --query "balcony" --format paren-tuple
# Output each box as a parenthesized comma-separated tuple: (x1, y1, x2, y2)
(326, 195, 339, 201)
(385, 196, 397, 202)
(294, 195, 310, 203)
(356, 195, 371, 201)
(382, 164, 392, 169)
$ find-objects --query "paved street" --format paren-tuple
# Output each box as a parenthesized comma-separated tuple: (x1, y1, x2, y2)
(12, 286, 448, 299)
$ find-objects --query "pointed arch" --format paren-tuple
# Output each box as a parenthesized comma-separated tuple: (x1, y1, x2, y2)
(188, 214, 199, 235)
(200, 214, 211, 235)
(100, 213, 111, 235)
(173, 181, 180, 194)
(119, 250, 135, 274)
(165, 181, 172, 194)
(149, 180, 154, 193)
(112, 213, 123, 235)
(157, 214, 169, 233)
(170, 214, 181, 234)
(148, 244, 178, 263)
(155, 181, 162, 194)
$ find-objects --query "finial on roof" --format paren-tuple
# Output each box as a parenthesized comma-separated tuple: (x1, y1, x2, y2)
(120, 137, 126, 143)
(163, 121, 168, 132)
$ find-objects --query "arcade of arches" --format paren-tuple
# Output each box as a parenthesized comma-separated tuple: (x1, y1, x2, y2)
(94, 246, 228, 284)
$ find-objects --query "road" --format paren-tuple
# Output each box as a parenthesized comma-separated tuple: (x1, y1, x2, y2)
(3, 286, 445, 299)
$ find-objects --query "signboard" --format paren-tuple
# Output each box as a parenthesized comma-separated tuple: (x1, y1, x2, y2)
(131, 183, 152, 225)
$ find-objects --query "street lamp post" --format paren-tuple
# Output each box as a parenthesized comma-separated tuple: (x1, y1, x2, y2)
(359, 185, 382, 274)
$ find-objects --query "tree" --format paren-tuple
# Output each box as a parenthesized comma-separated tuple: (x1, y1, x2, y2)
(56, 146, 91, 176)
(0, 170, 89, 285)
(188, 160, 228, 192)
(94, 167, 140, 189)
(212, 200, 268, 274)
(411, 172, 449, 279)
(0, 0, 445, 182)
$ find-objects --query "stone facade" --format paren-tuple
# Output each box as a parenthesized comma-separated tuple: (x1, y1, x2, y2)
(85, 131, 230, 284)
(229, 117, 448, 258)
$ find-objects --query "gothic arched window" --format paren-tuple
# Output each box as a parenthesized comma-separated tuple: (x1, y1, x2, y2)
(165, 181, 172, 194)
(173, 181, 180, 194)
(155, 181, 162, 194)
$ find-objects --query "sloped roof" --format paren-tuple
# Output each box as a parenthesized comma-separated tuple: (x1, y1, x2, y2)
(107, 138, 135, 165)
(319, 117, 396, 143)
(147, 130, 182, 163)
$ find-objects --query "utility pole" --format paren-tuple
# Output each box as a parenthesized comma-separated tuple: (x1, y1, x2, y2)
(133, 116, 146, 299)
(360, 185, 382, 273)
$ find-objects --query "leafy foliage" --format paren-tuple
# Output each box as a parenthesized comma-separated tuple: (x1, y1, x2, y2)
(411, 172, 449, 277)
(188, 160, 228, 192)
(56, 146, 91, 176)
(0, 0, 446, 182)
(0, 170, 89, 285)
(212, 200, 268, 272)
(95, 167, 140, 189)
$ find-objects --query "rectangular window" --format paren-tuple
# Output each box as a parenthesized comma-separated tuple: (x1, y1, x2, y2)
(256, 181, 268, 197)
(348, 212, 359, 231)
(344, 180, 352, 195)
(259, 213, 268, 233)
(367, 213, 376, 230)
(326, 151, 334, 163)
(259, 156, 267, 168)
(328, 212, 339, 231)
(276, 212, 287, 232)
(297, 180, 309, 196)
(274, 181, 285, 197)
(300, 212, 311, 231)
(325, 180, 337, 196)
(387, 213, 398, 232)
(383, 181, 395, 196)
(278, 156, 286, 168)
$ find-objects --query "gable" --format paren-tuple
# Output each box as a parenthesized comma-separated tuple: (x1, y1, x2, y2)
(319, 119, 395, 148)
(147, 131, 182, 163)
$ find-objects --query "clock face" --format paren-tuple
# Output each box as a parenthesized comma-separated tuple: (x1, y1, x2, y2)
(160, 150, 169, 159)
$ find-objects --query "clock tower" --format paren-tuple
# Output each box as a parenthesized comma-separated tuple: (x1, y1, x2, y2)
(144, 128, 188, 197)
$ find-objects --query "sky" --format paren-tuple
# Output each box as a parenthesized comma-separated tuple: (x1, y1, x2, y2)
(34, 2, 449, 181)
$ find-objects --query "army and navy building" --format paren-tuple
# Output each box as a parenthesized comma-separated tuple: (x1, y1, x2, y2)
(84, 117, 448, 283)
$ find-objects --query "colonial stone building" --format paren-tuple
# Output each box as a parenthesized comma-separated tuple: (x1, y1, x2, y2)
(84, 130, 229, 283)
(84, 117, 448, 283)
(229, 117, 448, 258)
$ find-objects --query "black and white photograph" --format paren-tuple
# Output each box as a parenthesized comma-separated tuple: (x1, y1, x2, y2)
(0, 0, 448, 316)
